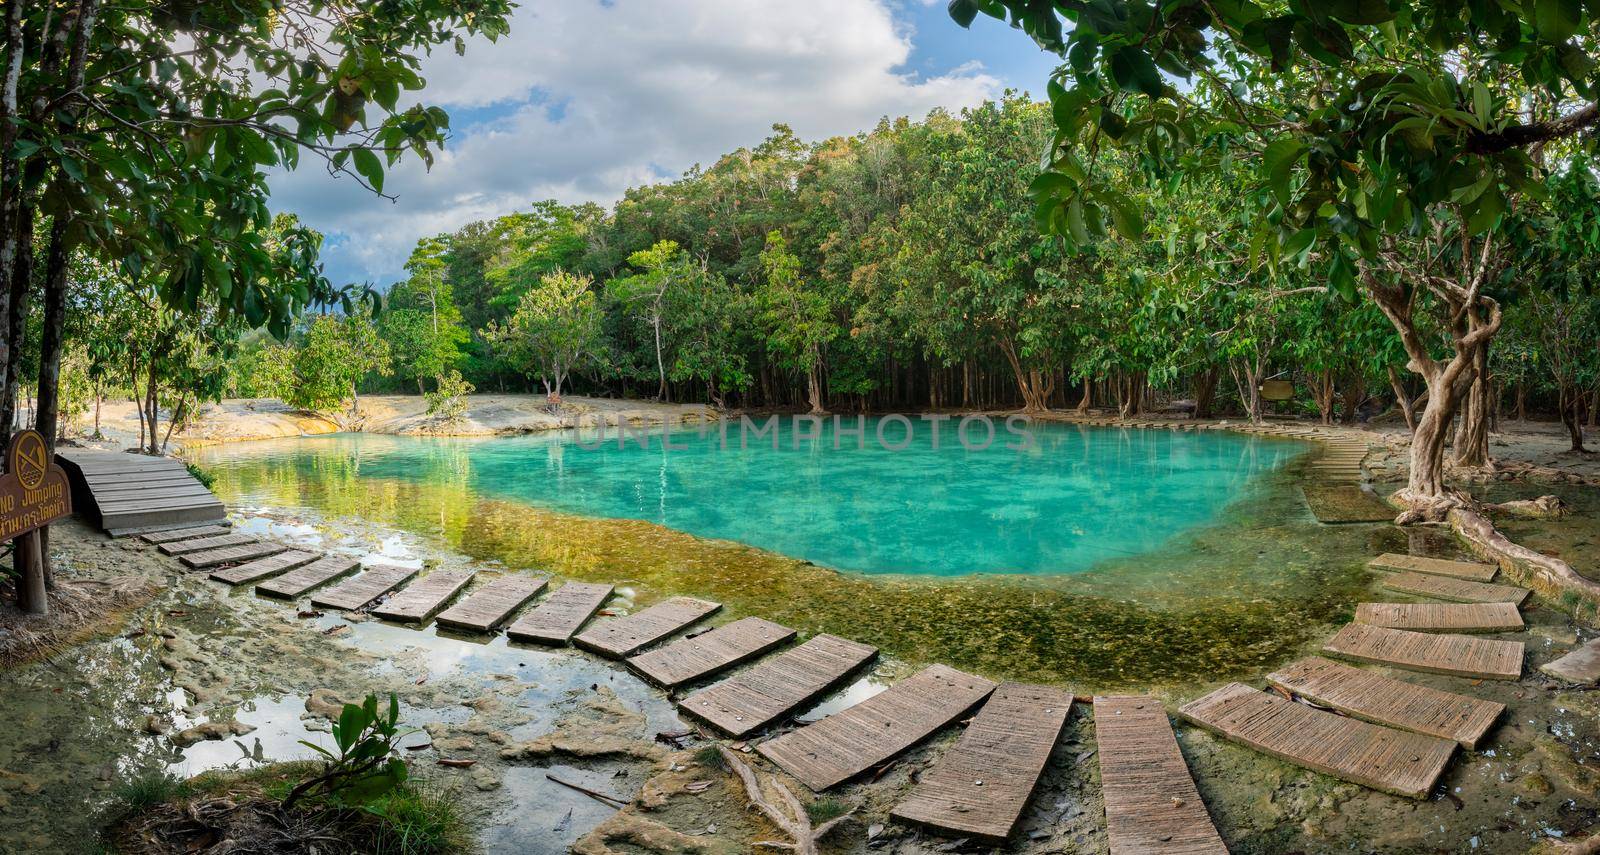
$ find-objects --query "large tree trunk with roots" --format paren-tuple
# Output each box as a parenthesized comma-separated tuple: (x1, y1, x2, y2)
(1451, 345, 1493, 468)
(1559, 384, 1589, 453)
(998, 336, 1053, 413)
(1193, 365, 1219, 419)
(1387, 365, 1418, 431)
(1075, 375, 1091, 414)
(1312, 369, 1335, 424)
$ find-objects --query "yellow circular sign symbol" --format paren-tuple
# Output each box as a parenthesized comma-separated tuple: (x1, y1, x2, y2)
(11, 431, 48, 491)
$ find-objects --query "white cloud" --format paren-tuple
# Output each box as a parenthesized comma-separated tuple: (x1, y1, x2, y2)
(266, 0, 1000, 286)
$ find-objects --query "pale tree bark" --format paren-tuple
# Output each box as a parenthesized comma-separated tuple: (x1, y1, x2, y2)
(997, 335, 1054, 413)
(1387, 365, 1417, 431)
(1451, 345, 1492, 467)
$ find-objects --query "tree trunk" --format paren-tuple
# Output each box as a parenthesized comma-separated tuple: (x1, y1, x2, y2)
(1451, 345, 1492, 469)
(1559, 385, 1588, 453)
(13, 531, 45, 616)
(1313, 370, 1335, 424)
(1076, 375, 1091, 414)
(34, 222, 69, 448)
(1193, 366, 1218, 419)
(1387, 366, 1417, 432)
(1589, 384, 1599, 429)
(1340, 373, 1365, 424)
(0, 206, 31, 448)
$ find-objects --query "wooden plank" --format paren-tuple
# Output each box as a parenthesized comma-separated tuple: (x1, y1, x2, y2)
(756, 664, 998, 792)
(504, 581, 613, 645)
(111, 518, 230, 539)
(1322, 623, 1523, 681)
(1541, 638, 1600, 684)
(103, 506, 228, 532)
(1354, 602, 1524, 633)
(1301, 485, 1393, 523)
(311, 564, 419, 611)
(140, 524, 233, 544)
(573, 596, 721, 658)
(1266, 657, 1504, 750)
(179, 541, 288, 569)
(1178, 682, 1456, 799)
(434, 575, 547, 632)
(158, 532, 257, 555)
(98, 494, 224, 512)
(209, 549, 319, 585)
(626, 617, 795, 689)
(891, 683, 1073, 845)
(371, 569, 476, 623)
(256, 556, 361, 599)
(679, 634, 878, 738)
(1383, 571, 1530, 605)
(1093, 695, 1228, 855)
(1368, 553, 1498, 582)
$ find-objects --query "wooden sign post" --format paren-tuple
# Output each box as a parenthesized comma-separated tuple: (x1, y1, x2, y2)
(0, 430, 72, 615)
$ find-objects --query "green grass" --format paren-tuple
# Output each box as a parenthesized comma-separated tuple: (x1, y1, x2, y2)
(804, 796, 850, 824)
(361, 785, 477, 855)
(110, 771, 190, 814)
(693, 745, 725, 769)
(185, 461, 216, 489)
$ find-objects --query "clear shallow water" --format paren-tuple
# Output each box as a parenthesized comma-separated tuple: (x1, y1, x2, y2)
(195, 417, 1306, 576)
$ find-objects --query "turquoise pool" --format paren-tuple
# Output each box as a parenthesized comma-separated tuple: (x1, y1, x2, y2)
(195, 417, 1307, 577)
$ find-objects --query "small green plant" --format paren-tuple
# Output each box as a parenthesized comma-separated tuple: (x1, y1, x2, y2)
(805, 796, 850, 824)
(424, 369, 474, 424)
(112, 771, 188, 813)
(284, 693, 411, 810)
(692, 745, 724, 768)
(185, 462, 216, 490)
(362, 784, 476, 855)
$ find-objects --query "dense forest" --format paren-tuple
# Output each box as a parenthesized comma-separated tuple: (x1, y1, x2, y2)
(31, 96, 1600, 454)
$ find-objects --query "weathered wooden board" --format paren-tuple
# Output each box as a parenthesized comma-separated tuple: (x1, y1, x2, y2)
(1266, 656, 1504, 749)
(891, 683, 1073, 845)
(256, 556, 361, 599)
(310, 564, 420, 611)
(679, 633, 878, 738)
(1179, 682, 1456, 799)
(626, 617, 795, 689)
(1383, 571, 1530, 605)
(209, 549, 319, 585)
(574, 596, 721, 658)
(1093, 695, 1228, 855)
(1354, 602, 1524, 633)
(158, 532, 257, 555)
(435, 575, 547, 632)
(1541, 637, 1600, 684)
(1301, 485, 1394, 523)
(756, 664, 998, 792)
(179, 541, 288, 569)
(504, 582, 613, 645)
(140, 524, 233, 544)
(1368, 553, 1499, 582)
(1323, 623, 1523, 681)
(372, 569, 476, 623)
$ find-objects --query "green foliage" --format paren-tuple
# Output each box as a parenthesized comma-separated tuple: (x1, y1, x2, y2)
(185, 462, 216, 490)
(111, 771, 189, 815)
(285, 693, 411, 810)
(805, 796, 850, 824)
(360, 784, 477, 855)
(284, 313, 392, 413)
(424, 369, 475, 424)
(485, 271, 607, 399)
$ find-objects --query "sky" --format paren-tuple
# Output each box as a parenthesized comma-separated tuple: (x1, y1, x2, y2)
(266, 0, 1058, 288)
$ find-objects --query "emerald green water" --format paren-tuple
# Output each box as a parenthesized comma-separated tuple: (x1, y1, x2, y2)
(197, 418, 1305, 576)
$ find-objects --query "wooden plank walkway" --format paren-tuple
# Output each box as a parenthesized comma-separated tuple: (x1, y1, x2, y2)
(574, 596, 721, 659)
(626, 617, 795, 689)
(56, 449, 227, 532)
(1383, 571, 1530, 605)
(679, 633, 878, 738)
(1355, 602, 1524, 633)
(256, 556, 361, 599)
(435, 575, 547, 632)
(372, 569, 476, 624)
(1301, 485, 1394, 523)
(1093, 695, 1227, 855)
(756, 664, 997, 791)
(158, 532, 257, 555)
(504, 582, 613, 645)
(179, 541, 288, 569)
(209, 549, 319, 585)
(1323, 623, 1523, 681)
(141, 524, 233, 544)
(891, 683, 1072, 845)
(1266, 657, 1504, 750)
(1179, 682, 1456, 799)
(311, 564, 420, 611)
(1368, 553, 1498, 582)
(1541, 638, 1600, 684)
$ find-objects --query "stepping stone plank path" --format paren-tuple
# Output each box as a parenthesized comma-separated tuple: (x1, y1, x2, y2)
(1180, 682, 1456, 799)
(1541, 638, 1600, 684)
(256, 556, 361, 599)
(757, 664, 997, 792)
(1267, 657, 1504, 750)
(1093, 695, 1227, 855)
(435, 575, 547, 633)
(210, 549, 318, 586)
(158, 532, 257, 555)
(1323, 624, 1523, 681)
(1355, 602, 1524, 633)
(627, 616, 795, 689)
(311, 564, 420, 611)
(505, 582, 614, 645)
(1301, 485, 1395, 523)
(574, 596, 721, 658)
(141, 524, 233, 545)
(679, 633, 877, 738)
(1383, 572, 1530, 605)
(1368, 553, 1499, 582)
(372, 569, 476, 623)
(891, 683, 1073, 845)
(180, 541, 287, 569)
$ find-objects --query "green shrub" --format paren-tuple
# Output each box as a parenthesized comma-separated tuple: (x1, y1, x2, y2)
(185, 462, 216, 490)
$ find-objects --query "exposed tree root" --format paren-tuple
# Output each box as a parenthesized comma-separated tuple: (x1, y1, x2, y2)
(719, 747, 852, 855)
(1449, 506, 1600, 606)
(1484, 495, 1570, 519)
